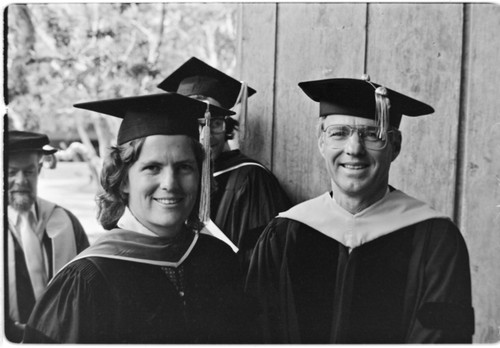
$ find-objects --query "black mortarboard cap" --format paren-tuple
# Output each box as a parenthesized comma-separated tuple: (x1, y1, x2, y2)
(298, 77, 434, 128)
(8, 130, 58, 154)
(74, 93, 235, 145)
(157, 57, 257, 110)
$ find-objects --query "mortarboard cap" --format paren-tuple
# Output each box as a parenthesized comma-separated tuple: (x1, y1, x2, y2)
(8, 130, 58, 154)
(157, 57, 257, 110)
(74, 93, 235, 145)
(298, 76, 434, 128)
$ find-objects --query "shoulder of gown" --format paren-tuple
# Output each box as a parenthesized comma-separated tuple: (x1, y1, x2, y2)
(24, 258, 113, 343)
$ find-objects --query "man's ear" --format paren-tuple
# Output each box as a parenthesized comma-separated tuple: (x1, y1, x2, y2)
(391, 131, 402, 162)
(318, 134, 326, 158)
(37, 154, 44, 174)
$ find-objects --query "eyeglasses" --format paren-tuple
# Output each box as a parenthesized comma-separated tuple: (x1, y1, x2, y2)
(322, 124, 392, 150)
(198, 118, 226, 134)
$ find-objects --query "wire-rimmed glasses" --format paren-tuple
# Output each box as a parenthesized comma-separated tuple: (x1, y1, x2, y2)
(322, 124, 392, 150)
(198, 118, 226, 134)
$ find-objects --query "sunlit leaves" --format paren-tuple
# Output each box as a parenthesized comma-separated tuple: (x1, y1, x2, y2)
(7, 3, 238, 146)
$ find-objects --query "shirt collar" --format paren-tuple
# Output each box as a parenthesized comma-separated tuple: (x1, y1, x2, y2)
(8, 204, 38, 227)
(117, 206, 159, 237)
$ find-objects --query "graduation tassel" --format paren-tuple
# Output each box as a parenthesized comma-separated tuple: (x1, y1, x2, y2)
(233, 81, 249, 147)
(199, 102, 212, 223)
(374, 86, 390, 140)
(361, 74, 391, 140)
(198, 101, 239, 253)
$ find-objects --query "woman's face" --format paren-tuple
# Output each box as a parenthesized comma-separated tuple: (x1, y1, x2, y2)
(124, 135, 200, 238)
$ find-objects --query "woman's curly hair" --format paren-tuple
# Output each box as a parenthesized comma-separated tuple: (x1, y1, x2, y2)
(96, 137, 205, 230)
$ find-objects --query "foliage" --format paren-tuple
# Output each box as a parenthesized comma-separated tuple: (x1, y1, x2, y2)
(7, 3, 239, 157)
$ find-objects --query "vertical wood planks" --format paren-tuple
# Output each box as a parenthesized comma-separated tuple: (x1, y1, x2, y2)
(461, 4, 500, 343)
(272, 3, 367, 202)
(366, 3, 464, 218)
(237, 3, 500, 342)
(237, 4, 277, 169)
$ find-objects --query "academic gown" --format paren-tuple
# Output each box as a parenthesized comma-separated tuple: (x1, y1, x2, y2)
(5, 198, 89, 343)
(212, 150, 291, 269)
(23, 229, 247, 343)
(245, 189, 474, 343)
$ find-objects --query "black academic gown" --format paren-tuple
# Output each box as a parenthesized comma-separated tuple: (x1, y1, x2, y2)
(245, 217, 474, 343)
(212, 150, 291, 269)
(23, 229, 247, 343)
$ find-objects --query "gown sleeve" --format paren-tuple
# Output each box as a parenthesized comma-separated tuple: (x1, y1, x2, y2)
(218, 166, 291, 268)
(23, 258, 114, 343)
(245, 218, 301, 343)
(405, 219, 474, 343)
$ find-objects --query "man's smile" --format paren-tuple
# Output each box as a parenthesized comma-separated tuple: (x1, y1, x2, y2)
(340, 162, 369, 170)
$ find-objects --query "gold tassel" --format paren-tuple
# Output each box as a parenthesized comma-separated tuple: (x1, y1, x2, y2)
(374, 86, 390, 139)
(196, 101, 239, 253)
(199, 101, 211, 223)
(234, 81, 248, 147)
(362, 74, 390, 139)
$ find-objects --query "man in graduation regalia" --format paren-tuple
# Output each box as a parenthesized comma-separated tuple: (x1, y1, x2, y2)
(158, 57, 291, 270)
(245, 76, 474, 343)
(5, 131, 89, 342)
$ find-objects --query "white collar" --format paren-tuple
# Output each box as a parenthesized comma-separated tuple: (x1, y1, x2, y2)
(8, 204, 37, 227)
(279, 189, 449, 249)
(117, 207, 159, 237)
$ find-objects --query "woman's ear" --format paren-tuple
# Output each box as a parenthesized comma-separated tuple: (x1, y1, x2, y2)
(122, 179, 129, 194)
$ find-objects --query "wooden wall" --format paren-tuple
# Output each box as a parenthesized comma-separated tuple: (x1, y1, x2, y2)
(237, 3, 500, 343)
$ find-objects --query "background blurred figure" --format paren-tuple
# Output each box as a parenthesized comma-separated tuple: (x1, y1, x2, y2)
(23, 93, 249, 343)
(245, 77, 474, 343)
(158, 57, 291, 270)
(5, 130, 89, 343)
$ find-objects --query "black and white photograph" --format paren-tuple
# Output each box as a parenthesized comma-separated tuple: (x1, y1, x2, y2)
(2, 1, 499, 344)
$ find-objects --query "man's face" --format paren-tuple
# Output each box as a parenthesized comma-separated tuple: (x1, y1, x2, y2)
(199, 117, 226, 161)
(8, 152, 42, 212)
(318, 115, 400, 202)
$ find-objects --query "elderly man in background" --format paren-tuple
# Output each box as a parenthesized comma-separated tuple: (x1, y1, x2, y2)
(5, 130, 89, 342)
(245, 76, 474, 343)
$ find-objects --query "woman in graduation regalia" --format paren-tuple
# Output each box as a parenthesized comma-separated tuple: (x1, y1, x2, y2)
(23, 93, 249, 343)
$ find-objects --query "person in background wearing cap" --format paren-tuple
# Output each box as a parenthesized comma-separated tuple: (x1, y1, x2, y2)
(245, 76, 474, 343)
(23, 93, 250, 343)
(158, 57, 291, 270)
(6, 130, 89, 343)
